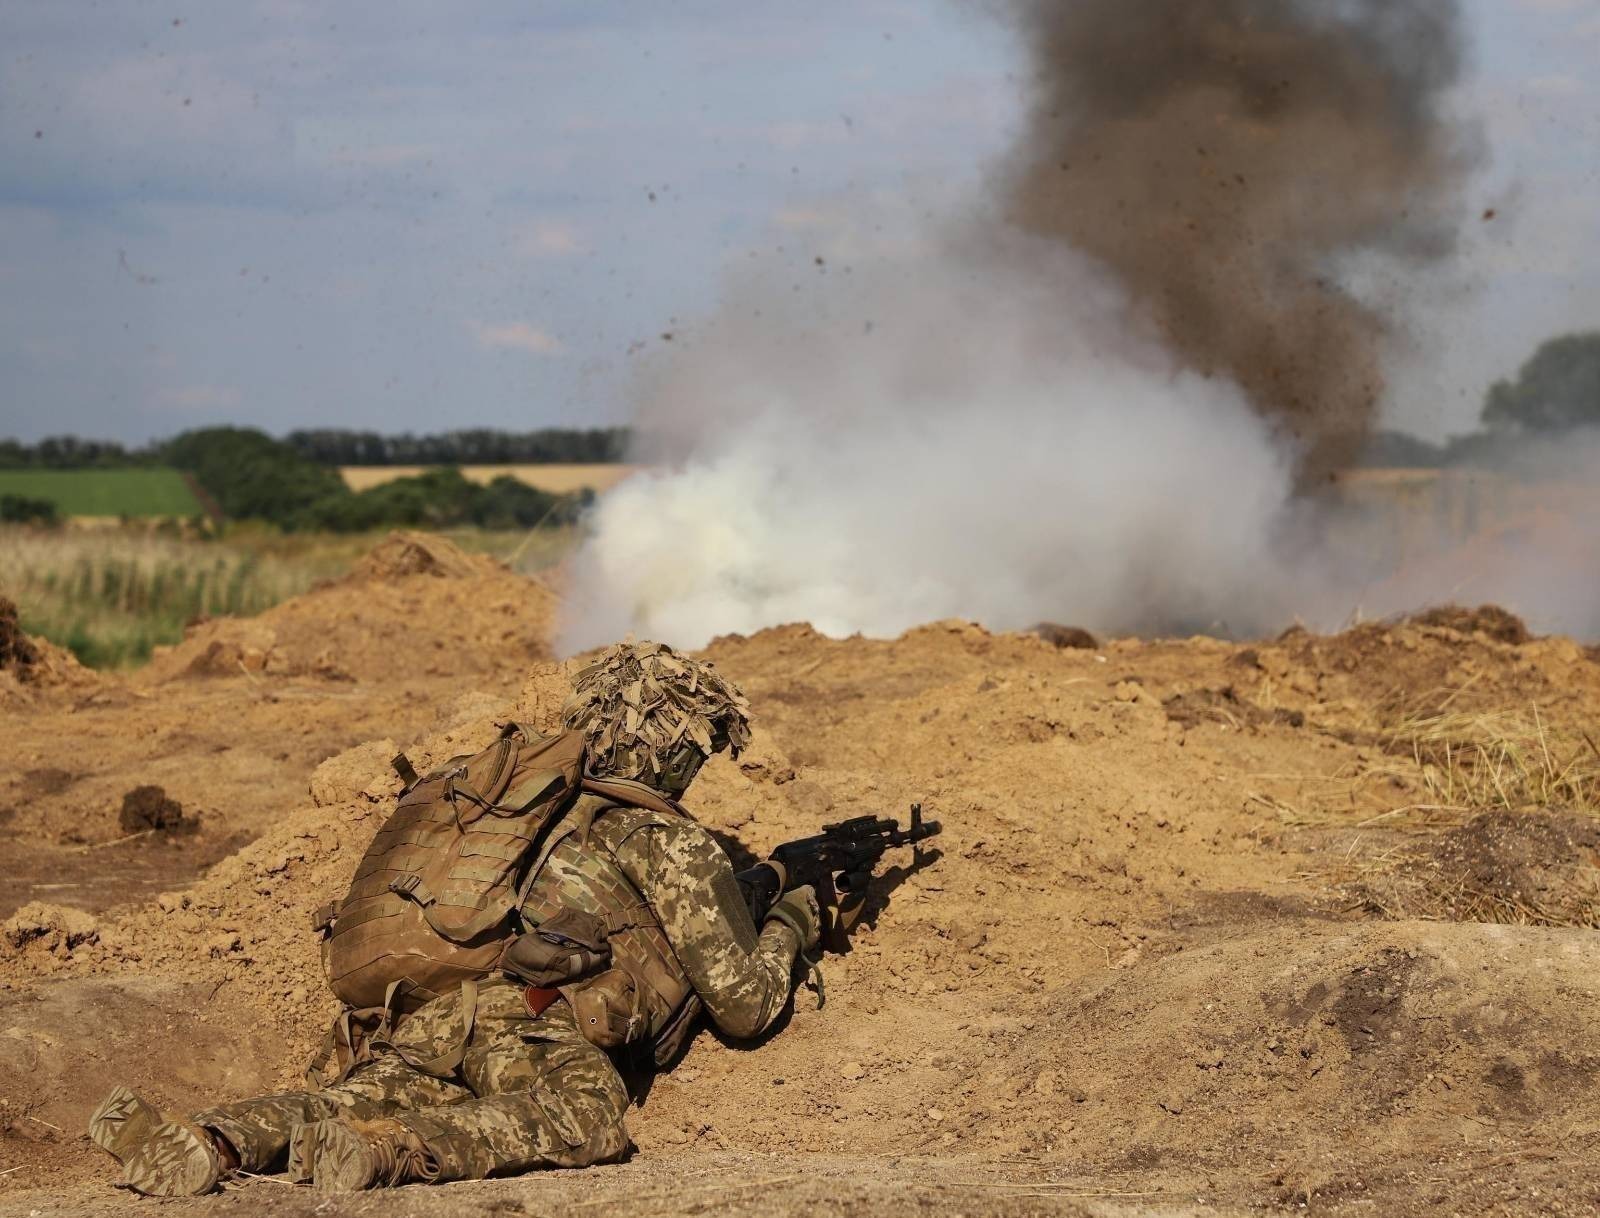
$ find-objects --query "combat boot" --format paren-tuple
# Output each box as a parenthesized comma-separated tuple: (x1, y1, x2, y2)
(88, 1086, 162, 1163)
(88, 1085, 227, 1197)
(303, 1116, 440, 1192)
(120, 1121, 227, 1197)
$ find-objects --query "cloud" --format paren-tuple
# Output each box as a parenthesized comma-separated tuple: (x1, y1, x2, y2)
(159, 384, 243, 410)
(471, 321, 565, 355)
(514, 222, 584, 258)
(772, 206, 832, 230)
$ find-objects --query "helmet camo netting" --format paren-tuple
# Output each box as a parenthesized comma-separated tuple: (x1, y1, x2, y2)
(562, 642, 752, 782)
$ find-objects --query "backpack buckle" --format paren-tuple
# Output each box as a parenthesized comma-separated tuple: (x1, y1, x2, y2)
(390, 874, 422, 897)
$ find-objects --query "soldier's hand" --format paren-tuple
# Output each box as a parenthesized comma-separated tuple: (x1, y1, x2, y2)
(765, 885, 821, 952)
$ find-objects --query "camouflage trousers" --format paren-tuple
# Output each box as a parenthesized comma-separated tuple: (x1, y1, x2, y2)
(194, 980, 630, 1181)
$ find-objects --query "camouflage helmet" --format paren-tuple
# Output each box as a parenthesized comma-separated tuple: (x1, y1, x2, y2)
(562, 641, 752, 789)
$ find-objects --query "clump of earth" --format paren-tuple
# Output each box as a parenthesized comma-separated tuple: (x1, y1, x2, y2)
(118, 786, 193, 835)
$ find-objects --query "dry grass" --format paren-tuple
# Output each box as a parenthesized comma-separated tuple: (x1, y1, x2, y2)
(0, 527, 336, 668)
(1309, 691, 1600, 929)
(0, 523, 578, 668)
(1369, 701, 1600, 824)
(338, 464, 638, 495)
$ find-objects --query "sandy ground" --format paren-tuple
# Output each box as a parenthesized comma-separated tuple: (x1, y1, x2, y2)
(4, 534, 1599, 1216)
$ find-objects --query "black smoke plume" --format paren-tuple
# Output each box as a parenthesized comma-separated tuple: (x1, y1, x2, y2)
(1004, 0, 1478, 475)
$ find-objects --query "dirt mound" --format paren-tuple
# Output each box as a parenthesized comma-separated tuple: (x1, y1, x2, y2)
(351, 530, 487, 580)
(1251, 618, 1600, 726)
(996, 922, 1600, 1185)
(1163, 683, 1305, 730)
(1408, 604, 1534, 646)
(8, 615, 1600, 1212)
(0, 595, 39, 672)
(0, 976, 288, 1191)
(4, 535, 559, 921)
(1351, 809, 1600, 928)
(0, 596, 95, 705)
(142, 531, 554, 685)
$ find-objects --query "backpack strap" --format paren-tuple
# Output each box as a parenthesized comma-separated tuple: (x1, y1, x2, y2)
(579, 776, 688, 818)
(387, 874, 516, 945)
(367, 979, 480, 1079)
(514, 796, 606, 910)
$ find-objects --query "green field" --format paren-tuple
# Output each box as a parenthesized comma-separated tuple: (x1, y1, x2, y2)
(0, 467, 202, 517)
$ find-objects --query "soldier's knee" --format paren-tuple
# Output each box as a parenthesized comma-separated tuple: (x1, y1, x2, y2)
(551, 1117, 630, 1169)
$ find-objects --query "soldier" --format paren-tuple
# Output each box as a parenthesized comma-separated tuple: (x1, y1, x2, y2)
(89, 642, 820, 1194)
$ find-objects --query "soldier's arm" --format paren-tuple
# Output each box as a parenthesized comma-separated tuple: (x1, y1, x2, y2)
(609, 819, 799, 1040)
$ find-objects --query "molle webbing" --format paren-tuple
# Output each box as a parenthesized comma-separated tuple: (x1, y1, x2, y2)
(518, 800, 697, 1049)
(321, 725, 587, 1013)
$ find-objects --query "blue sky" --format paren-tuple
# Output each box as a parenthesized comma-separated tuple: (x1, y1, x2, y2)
(1, 0, 1596, 445)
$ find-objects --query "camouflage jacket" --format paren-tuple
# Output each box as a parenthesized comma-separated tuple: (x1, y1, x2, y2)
(518, 795, 799, 1042)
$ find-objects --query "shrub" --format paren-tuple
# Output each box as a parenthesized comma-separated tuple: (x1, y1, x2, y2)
(0, 494, 59, 525)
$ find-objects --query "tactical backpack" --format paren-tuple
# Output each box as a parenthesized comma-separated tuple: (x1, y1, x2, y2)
(318, 723, 590, 1012)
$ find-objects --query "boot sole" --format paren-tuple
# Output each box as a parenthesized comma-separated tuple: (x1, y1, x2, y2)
(307, 1120, 377, 1193)
(121, 1121, 222, 1197)
(87, 1086, 162, 1164)
(286, 1121, 317, 1185)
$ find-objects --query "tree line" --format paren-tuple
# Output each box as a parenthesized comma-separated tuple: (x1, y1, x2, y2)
(0, 426, 631, 470)
(1, 427, 594, 532)
(1355, 330, 1600, 468)
(164, 428, 593, 532)
(285, 427, 630, 466)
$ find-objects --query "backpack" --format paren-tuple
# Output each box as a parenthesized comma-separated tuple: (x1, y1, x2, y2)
(318, 723, 588, 1012)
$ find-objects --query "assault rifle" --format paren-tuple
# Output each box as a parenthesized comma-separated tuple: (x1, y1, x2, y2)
(734, 804, 941, 953)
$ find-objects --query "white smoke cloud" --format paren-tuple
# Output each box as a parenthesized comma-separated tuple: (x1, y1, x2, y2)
(558, 231, 1346, 653)
(557, 209, 1600, 653)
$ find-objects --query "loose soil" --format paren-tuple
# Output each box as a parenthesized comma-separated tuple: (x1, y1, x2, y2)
(3, 553, 1598, 1216)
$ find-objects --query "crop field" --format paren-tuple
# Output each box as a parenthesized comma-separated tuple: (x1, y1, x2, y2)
(0, 523, 578, 668)
(0, 467, 202, 518)
(339, 462, 637, 495)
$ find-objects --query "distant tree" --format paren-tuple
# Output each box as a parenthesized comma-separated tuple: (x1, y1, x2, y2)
(163, 427, 348, 527)
(0, 436, 145, 467)
(329, 467, 482, 530)
(470, 475, 583, 528)
(1482, 331, 1600, 433)
(1, 425, 603, 532)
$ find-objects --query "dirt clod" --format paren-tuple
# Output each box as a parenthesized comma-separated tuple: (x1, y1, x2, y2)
(1031, 622, 1099, 649)
(118, 785, 191, 834)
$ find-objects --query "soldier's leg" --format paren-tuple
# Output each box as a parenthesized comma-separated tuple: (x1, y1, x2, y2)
(192, 1051, 471, 1173)
(402, 987, 631, 1180)
(308, 983, 631, 1187)
(182, 985, 475, 1173)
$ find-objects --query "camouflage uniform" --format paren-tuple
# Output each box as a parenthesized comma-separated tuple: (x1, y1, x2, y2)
(193, 796, 799, 1181)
